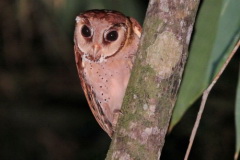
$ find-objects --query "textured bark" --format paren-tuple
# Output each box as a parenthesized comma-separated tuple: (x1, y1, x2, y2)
(106, 0, 200, 159)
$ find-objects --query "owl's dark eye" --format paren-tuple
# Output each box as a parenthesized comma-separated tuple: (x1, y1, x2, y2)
(81, 25, 91, 37)
(106, 31, 118, 41)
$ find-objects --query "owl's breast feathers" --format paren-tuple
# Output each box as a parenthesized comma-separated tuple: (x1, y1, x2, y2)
(74, 45, 114, 137)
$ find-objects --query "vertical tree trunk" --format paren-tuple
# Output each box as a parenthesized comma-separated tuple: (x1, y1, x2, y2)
(106, 0, 200, 159)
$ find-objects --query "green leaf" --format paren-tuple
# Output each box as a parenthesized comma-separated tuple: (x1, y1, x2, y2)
(170, 0, 240, 129)
(235, 67, 240, 160)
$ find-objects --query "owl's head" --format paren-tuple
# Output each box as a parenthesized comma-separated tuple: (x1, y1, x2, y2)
(74, 10, 141, 62)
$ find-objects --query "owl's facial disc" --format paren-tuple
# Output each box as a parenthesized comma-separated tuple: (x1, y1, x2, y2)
(75, 16, 127, 63)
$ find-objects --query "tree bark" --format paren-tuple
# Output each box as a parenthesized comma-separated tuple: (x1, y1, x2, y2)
(106, 0, 200, 159)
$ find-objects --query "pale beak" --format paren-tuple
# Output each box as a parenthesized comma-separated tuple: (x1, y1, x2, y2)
(93, 44, 101, 58)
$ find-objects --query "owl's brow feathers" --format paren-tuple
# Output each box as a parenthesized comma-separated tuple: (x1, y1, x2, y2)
(76, 9, 130, 25)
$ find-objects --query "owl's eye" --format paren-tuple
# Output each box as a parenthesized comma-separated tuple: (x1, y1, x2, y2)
(81, 25, 91, 37)
(106, 31, 118, 41)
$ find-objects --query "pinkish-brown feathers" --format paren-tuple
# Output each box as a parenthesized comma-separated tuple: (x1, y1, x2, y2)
(74, 10, 141, 137)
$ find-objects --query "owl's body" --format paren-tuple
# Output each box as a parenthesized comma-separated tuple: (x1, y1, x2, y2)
(74, 10, 141, 137)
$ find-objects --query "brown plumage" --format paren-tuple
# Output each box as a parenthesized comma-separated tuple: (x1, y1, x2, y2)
(74, 9, 141, 137)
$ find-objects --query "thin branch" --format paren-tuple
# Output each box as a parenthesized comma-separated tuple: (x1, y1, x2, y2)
(235, 147, 239, 160)
(184, 40, 240, 160)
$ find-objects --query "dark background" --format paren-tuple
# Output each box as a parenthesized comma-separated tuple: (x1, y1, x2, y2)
(0, 0, 238, 160)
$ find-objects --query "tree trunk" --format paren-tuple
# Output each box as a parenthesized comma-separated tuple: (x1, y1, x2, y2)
(106, 0, 200, 159)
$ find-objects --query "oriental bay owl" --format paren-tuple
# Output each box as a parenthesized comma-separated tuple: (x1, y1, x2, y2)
(74, 10, 142, 137)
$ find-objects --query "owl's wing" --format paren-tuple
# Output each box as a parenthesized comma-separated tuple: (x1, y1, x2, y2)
(74, 45, 113, 137)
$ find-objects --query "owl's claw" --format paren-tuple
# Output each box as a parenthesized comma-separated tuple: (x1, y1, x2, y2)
(112, 109, 123, 132)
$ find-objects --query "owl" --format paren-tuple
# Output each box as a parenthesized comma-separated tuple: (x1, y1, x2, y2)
(74, 9, 142, 137)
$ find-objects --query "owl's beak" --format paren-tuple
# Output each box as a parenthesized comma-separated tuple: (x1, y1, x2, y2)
(93, 44, 101, 60)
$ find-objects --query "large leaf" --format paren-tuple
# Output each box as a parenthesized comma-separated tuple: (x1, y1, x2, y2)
(170, 0, 240, 129)
(235, 67, 240, 160)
